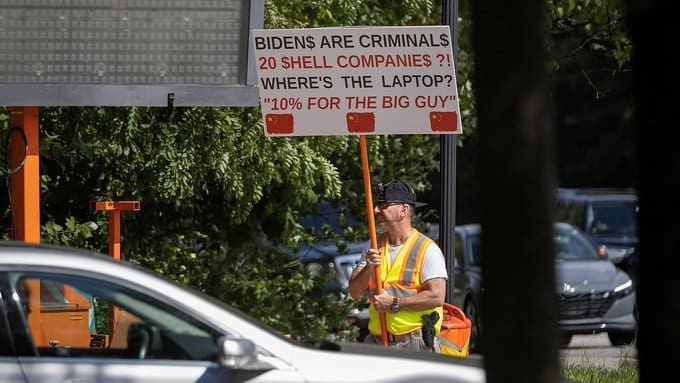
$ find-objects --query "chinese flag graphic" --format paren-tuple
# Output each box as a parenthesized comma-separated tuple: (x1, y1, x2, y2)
(265, 113, 294, 134)
(429, 111, 458, 132)
(346, 112, 375, 133)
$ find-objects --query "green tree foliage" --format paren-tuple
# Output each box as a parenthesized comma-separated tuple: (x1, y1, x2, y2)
(0, 0, 443, 342)
(456, 0, 634, 222)
(0, 0, 634, 341)
(545, 0, 635, 187)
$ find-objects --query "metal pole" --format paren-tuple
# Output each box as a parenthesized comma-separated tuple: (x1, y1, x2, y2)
(440, 0, 458, 303)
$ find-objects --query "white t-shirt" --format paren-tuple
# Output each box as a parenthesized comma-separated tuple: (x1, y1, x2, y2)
(356, 236, 448, 282)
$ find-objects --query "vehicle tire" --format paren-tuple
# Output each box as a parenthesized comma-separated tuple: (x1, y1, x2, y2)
(608, 331, 636, 346)
(464, 300, 481, 353)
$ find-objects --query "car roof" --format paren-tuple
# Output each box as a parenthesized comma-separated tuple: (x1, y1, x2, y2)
(0, 241, 253, 320)
(555, 187, 637, 201)
(0, 241, 218, 303)
(455, 223, 481, 235)
(294, 240, 367, 263)
(455, 222, 581, 233)
(0, 241, 195, 300)
(0, 240, 121, 266)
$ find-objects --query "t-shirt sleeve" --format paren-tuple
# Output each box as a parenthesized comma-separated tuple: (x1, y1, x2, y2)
(421, 243, 448, 282)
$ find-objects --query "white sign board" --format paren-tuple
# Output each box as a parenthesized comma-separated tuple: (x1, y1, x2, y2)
(252, 26, 462, 136)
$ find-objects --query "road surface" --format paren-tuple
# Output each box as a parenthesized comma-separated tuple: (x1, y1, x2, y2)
(560, 333, 637, 370)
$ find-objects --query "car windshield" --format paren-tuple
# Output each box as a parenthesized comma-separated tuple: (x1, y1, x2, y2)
(554, 226, 601, 261)
(467, 226, 600, 263)
(585, 200, 638, 236)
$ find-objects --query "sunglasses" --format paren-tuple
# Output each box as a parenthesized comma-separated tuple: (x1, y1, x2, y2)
(376, 202, 404, 210)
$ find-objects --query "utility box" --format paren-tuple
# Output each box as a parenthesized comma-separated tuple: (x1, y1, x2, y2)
(38, 303, 91, 349)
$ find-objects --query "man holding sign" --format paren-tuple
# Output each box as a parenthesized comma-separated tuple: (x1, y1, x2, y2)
(348, 180, 448, 352)
(253, 26, 458, 351)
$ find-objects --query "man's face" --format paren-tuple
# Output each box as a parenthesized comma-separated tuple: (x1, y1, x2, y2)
(374, 202, 406, 226)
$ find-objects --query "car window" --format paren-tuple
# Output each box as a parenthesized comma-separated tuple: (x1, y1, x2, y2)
(468, 234, 481, 267)
(462, 227, 598, 263)
(453, 233, 464, 268)
(586, 200, 638, 236)
(8, 271, 219, 361)
(0, 290, 16, 356)
(554, 228, 601, 261)
(556, 199, 584, 228)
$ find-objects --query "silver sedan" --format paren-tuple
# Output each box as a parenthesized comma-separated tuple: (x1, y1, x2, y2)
(0, 241, 484, 383)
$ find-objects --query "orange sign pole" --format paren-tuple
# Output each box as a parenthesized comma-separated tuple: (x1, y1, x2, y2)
(359, 135, 388, 347)
(9, 107, 42, 342)
(91, 200, 140, 336)
(9, 107, 40, 244)
(90, 201, 141, 261)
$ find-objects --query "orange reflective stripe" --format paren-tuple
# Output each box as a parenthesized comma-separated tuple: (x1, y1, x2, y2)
(402, 235, 430, 288)
(397, 234, 420, 285)
(367, 231, 432, 292)
(410, 237, 432, 289)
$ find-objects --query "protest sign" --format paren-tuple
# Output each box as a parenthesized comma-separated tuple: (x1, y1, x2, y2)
(252, 26, 462, 136)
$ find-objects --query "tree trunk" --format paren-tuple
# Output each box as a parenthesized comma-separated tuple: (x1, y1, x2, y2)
(625, 0, 680, 380)
(470, 1, 560, 382)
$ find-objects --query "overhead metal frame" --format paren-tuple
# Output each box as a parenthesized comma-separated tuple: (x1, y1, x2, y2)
(0, 0, 263, 107)
(3, 1, 264, 246)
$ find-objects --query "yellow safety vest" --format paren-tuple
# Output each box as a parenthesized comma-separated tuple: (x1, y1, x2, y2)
(367, 230, 444, 336)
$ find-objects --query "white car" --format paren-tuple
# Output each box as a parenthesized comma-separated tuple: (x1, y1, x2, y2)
(0, 241, 485, 383)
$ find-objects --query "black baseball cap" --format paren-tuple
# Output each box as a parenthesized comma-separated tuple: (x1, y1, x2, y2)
(376, 180, 427, 207)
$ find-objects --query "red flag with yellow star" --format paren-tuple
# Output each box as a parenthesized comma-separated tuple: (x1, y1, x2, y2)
(346, 112, 375, 133)
(265, 113, 294, 134)
(429, 111, 458, 132)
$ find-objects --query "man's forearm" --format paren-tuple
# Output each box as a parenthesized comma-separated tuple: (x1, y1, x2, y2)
(397, 278, 447, 310)
(348, 266, 372, 299)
